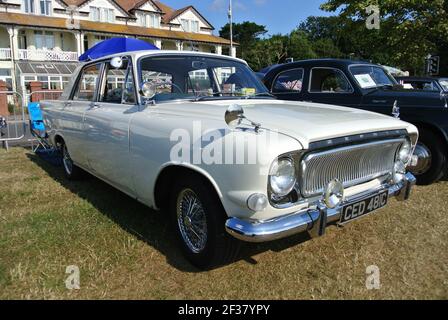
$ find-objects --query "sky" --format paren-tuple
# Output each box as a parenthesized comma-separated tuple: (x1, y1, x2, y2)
(161, 0, 334, 36)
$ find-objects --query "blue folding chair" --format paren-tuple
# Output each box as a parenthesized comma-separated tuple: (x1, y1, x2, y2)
(28, 102, 51, 152)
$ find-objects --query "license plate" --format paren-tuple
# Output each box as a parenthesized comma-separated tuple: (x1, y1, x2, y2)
(340, 191, 389, 224)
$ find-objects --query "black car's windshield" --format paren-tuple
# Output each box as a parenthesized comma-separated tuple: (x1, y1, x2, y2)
(439, 79, 448, 92)
(139, 55, 269, 102)
(350, 65, 396, 89)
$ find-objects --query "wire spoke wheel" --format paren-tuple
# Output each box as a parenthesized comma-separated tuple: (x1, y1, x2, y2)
(176, 189, 208, 254)
(62, 144, 73, 175)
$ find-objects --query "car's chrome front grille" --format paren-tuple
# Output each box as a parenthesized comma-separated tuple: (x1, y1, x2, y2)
(300, 139, 404, 197)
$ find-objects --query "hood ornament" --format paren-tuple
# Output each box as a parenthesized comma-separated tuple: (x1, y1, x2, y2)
(392, 100, 400, 118)
(225, 104, 261, 132)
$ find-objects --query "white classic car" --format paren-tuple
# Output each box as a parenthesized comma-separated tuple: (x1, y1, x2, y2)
(41, 51, 418, 269)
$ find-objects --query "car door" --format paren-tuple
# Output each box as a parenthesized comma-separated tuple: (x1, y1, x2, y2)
(301, 67, 361, 108)
(62, 63, 102, 168)
(83, 57, 138, 195)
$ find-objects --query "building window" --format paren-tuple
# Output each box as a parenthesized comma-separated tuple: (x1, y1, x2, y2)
(90, 7, 100, 21)
(39, 0, 51, 16)
(180, 19, 200, 33)
(19, 30, 27, 49)
(90, 6, 115, 23)
(34, 31, 55, 50)
(23, 0, 35, 13)
(191, 21, 199, 33)
(181, 19, 189, 32)
(138, 13, 160, 28)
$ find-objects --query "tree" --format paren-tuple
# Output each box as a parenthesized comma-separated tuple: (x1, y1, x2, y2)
(219, 21, 268, 60)
(320, 0, 448, 75)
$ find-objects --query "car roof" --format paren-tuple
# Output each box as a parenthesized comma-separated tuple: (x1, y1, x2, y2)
(275, 58, 377, 69)
(82, 50, 248, 65)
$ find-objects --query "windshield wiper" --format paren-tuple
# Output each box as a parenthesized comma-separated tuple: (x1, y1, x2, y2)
(244, 92, 276, 99)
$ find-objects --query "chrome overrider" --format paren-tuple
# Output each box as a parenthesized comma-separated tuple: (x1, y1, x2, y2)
(225, 172, 416, 242)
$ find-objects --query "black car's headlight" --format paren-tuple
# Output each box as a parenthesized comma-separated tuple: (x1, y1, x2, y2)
(269, 157, 296, 197)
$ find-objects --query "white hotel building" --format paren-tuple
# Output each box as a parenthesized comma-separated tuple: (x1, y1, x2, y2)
(0, 0, 233, 97)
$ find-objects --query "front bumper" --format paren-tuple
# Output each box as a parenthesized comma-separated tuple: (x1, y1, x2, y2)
(225, 173, 416, 243)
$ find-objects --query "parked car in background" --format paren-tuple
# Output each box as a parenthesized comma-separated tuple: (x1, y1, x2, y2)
(396, 76, 448, 93)
(262, 59, 448, 185)
(41, 51, 418, 268)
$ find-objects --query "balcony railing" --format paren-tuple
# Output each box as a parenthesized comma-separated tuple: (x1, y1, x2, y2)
(0, 48, 12, 60)
(18, 49, 78, 62)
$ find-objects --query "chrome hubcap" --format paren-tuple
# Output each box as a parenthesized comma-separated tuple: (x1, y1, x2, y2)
(62, 145, 73, 175)
(410, 142, 432, 175)
(176, 189, 207, 254)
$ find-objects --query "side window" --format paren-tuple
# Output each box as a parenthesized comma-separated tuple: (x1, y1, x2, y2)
(73, 64, 101, 101)
(310, 68, 352, 93)
(100, 59, 136, 104)
(272, 69, 304, 93)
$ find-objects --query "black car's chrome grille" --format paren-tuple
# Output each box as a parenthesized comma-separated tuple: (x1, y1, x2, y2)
(300, 139, 404, 197)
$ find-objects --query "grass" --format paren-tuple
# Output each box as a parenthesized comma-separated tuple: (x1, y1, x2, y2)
(0, 147, 447, 299)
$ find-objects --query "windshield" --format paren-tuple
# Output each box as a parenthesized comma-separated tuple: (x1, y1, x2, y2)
(139, 55, 269, 102)
(350, 65, 396, 89)
(439, 79, 448, 92)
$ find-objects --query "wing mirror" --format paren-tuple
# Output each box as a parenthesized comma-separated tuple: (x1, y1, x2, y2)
(110, 57, 124, 69)
(225, 104, 244, 129)
(225, 104, 261, 132)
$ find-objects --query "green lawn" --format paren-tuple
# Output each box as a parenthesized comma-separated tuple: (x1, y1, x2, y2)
(0, 147, 447, 299)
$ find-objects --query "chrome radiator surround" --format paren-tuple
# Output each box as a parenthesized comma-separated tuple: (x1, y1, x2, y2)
(299, 138, 405, 197)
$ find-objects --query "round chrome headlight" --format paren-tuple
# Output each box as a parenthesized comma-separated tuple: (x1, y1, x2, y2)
(397, 139, 412, 164)
(269, 157, 296, 197)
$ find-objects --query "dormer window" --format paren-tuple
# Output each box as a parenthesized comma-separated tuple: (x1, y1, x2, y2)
(39, 0, 51, 16)
(23, 0, 35, 13)
(90, 6, 115, 23)
(138, 12, 160, 28)
(181, 19, 200, 33)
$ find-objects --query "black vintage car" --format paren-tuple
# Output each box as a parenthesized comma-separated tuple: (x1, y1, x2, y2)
(261, 59, 448, 185)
